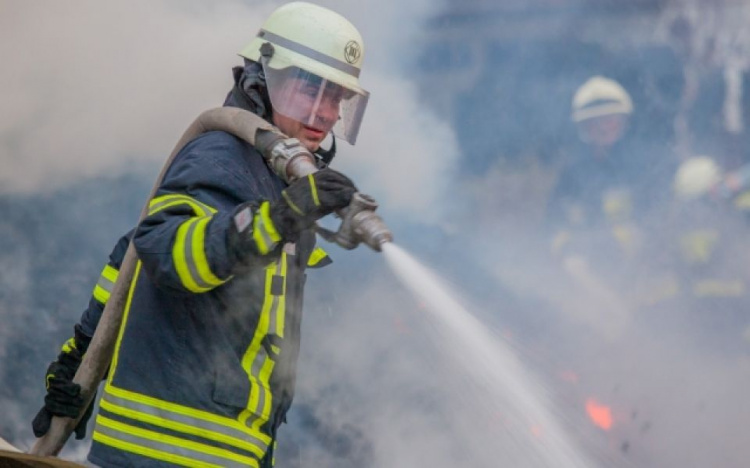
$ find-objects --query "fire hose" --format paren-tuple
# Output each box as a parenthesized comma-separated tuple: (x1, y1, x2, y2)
(29, 107, 392, 457)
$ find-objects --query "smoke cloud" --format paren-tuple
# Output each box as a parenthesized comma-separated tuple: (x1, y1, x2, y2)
(0, 0, 458, 223)
(2, 1, 748, 468)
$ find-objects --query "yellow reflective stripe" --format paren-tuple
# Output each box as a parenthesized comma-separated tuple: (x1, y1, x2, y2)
(101, 264, 119, 282)
(99, 397, 266, 458)
(307, 247, 328, 267)
(282, 190, 304, 216)
(93, 264, 120, 304)
(95, 415, 259, 468)
(734, 191, 750, 210)
(148, 194, 216, 217)
(277, 252, 287, 337)
(247, 254, 287, 430)
(239, 253, 289, 426)
(250, 357, 276, 432)
(174, 216, 231, 293)
(108, 260, 142, 383)
(191, 216, 227, 287)
(103, 384, 270, 447)
(692, 279, 745, 297)
(240, 264, 274, 423)
(93, 285, 110, 304)
(61, 337, 77, 354)
(252, 202, 282, 255)
(101, 265, 120, 283)
(93, 432, 215, 468)
(679, 230, 718, 264)
(308, 174, 320, 207)
(173, 218, 207, 293)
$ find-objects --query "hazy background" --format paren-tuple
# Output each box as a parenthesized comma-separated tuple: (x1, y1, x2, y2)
(1, 0, 749, 467)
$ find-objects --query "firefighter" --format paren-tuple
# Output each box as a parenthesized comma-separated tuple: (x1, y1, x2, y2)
(661, 156, 750, 353)
(32, 3, 370, 466)
(547, 75, 677, 265)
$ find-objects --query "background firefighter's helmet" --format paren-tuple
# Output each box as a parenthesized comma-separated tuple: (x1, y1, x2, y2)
(239, 2, 369, 145)
(673, 156, 722, 200)
(571, 76, 634, 123)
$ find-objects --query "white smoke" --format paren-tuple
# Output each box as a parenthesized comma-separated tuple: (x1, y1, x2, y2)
(0, 0, 458, 223)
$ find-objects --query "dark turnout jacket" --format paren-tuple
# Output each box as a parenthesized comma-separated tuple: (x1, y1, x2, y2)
(85, 129, 330, 468)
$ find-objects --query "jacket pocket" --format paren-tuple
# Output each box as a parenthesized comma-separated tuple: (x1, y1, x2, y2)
(212, 360, 251, 411)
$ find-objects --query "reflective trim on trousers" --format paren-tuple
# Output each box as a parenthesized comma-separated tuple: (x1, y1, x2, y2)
(101, 385, 270, 458)
(94, 415, 260, 468)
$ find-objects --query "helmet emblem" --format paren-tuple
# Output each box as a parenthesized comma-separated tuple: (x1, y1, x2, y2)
(344, 40, 361, 64)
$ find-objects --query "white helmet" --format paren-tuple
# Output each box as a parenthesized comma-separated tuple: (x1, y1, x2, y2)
(239, 2, 368, 145)
(673, 156, 722, 200)
(571, 76, 633, 123)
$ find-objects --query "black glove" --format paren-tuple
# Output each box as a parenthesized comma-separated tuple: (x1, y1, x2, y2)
(229, 169, 357, 260)
(270, 168, 357, 240)
(32, 328, 94, 440)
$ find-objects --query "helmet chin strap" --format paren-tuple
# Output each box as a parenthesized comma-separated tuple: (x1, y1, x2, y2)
(315, 134, 336, 167)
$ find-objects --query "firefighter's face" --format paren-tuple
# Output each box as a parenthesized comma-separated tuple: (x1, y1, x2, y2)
(271, 77, 343, 152)
(577, 114, 628, 148)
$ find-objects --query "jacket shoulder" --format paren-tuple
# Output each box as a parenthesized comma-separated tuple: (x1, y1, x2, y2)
(160, 130, 281, 205)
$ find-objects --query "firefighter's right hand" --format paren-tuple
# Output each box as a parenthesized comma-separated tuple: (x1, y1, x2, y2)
(32, 338, 93, 440)
(270, 169, 358, 240)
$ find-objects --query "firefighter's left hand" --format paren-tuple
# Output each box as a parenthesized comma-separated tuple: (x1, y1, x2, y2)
(32, 338, 94, 440)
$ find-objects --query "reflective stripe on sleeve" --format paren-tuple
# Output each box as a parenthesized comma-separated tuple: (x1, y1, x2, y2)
(148, 194, 215, 217)
(173, 216, 230, 293)
(307, 247, 331, 268)
(61, 337, 77, 354)
(93, 264, 120, 304)
(252, 202, 282, 255)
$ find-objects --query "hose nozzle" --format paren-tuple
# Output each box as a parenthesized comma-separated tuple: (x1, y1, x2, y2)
(318, 193, 393, 252)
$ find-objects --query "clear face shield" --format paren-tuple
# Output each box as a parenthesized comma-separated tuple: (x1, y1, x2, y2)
(263, 65, 369, 145)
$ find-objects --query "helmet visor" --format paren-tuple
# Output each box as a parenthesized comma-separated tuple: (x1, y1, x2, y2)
(264, 65, 369, 145)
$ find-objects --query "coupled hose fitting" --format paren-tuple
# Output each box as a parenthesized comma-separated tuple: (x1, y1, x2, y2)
(255, 130, 319, 182)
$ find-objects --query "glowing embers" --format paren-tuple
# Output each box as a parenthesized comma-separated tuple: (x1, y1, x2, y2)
(585, 398, 614, 431)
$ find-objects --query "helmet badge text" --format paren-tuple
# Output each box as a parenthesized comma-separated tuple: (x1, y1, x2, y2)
(344, 40, 361, 64)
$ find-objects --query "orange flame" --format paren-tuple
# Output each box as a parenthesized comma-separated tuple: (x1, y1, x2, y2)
(585, 398, 613, 431)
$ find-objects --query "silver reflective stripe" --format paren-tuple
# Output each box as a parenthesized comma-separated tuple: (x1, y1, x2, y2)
(102, 392, 269, 455)
(248, 345, 270, 418)
(259, 29, 361, 78)
(95, 422, 256, 468)
(257, 216, 276, 252)
(184, 219, 212, 290)
(150, 197, 213, 216)
(268, 296, 279, 337)
(96, 275, 115, 295)
(246, 260, 283, 422)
